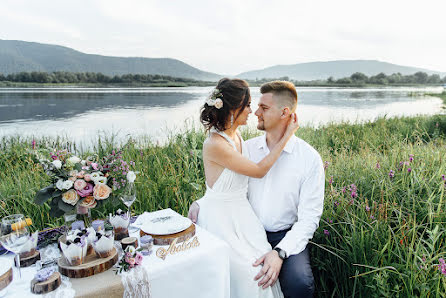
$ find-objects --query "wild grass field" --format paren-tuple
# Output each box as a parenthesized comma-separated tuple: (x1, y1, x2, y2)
(1, 114, 445, 297)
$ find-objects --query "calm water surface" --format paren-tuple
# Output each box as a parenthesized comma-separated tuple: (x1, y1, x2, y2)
(0, 86, 443, 146)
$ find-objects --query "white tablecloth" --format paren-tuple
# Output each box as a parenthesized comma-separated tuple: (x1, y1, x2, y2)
(0, 209, 230, 298)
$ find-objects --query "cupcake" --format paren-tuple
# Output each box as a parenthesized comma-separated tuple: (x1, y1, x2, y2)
(92, 231, 115, 258)
(19, 231, 39, 258)
(60, 236, 87, 266)
(85, 227, 97, 255)
(109, 210, 130, 241)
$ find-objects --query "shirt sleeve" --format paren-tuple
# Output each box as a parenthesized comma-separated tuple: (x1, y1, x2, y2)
(276, 154, 325, 256)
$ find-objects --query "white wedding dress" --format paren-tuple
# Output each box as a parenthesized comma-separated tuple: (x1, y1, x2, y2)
(197, 130, 283, 298)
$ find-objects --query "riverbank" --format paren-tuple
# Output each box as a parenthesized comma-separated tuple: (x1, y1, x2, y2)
(1, 114, 445, 296)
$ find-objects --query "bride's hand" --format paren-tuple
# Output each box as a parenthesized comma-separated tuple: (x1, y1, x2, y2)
(284, 113, 299, 138)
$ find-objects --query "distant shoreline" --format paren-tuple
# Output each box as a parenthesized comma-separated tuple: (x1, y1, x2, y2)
(0, 81, 443, 88)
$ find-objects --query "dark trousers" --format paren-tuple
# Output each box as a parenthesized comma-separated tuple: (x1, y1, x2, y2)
(266, 229, 315, 298)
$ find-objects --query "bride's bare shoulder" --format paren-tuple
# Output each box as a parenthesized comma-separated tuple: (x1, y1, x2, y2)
(203, 133, 228, 152)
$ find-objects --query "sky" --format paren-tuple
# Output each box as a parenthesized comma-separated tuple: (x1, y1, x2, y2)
(1, 0, 445, 75)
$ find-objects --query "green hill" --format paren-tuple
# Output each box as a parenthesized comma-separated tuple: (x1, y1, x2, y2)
(0, 39, 221, 81)
(237, 60, 446, 80)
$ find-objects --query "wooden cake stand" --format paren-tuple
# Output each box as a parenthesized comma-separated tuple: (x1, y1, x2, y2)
(0, 267, 12, 291)
(58, 247, 118, 278)
(140, 223, 196, 245)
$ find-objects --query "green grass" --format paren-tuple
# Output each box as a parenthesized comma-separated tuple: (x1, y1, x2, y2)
(1, 115, 446, 296)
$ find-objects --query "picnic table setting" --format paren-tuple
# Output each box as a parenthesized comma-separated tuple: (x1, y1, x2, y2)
(0, 148, 230, 298)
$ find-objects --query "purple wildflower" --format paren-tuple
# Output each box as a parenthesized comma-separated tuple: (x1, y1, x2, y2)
(351, 191, 357, 199)
(342, 186, 347, 193)
(409, 154, 414, 162)
(389, 170, 395, 178)
(324, 161, 330, 170)
(328, 177, 333, 185)
(323, 229, 329, 236)
(438, 258, 446, 276)
(32, 139, 36, 150)
(407, 168, 412, 173)
(349, 184, 357, 192)
(370, 215, 375, 220)
(365, 206, 370, 212)
(334, 201, 339, 208)
(376, 161, 380, 169)
(442, 175, 445, 181)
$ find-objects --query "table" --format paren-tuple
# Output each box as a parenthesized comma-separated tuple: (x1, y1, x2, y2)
(0, 209, 230, 298)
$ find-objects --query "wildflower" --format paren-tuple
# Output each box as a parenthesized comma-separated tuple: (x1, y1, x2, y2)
(365, 206, 370, 212)
(32, 139, 36, 150)
(409, 154, 414, 162)
(349, 184, 357, 192)
(407, 168, 412, 173)
(389, 170, 395, 178)
(349, 199, 354, 205)
(140, 150, 143, 157)
(328, 176, 333, 185)
(342, 186, 346, 193)
(438, 258, 446, 276)
(334, 201, 339, 208)
(376, 161, 380, 169)
(323, 229, 329, 236)
(324, 161, 330, 170)
(442, 175, 445, 181)
(351, 191, 357, 199)
(370, 215, 375, 220)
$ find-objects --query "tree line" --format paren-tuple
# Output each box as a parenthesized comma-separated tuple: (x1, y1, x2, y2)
(0, 71, 210, 85)
(248, 71, 446, 86)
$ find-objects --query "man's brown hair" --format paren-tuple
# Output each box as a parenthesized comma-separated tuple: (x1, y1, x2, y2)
(260, 81, 297, 112)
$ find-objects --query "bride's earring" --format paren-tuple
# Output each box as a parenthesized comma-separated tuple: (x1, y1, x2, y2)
(230, 114, 234, 127)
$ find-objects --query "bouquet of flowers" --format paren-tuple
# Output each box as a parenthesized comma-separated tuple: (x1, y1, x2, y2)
(116, 245, 144, 273)
(33, 148, 136, 218)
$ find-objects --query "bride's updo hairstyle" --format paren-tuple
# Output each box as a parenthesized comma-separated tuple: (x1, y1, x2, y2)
(200, 78, 251, 132)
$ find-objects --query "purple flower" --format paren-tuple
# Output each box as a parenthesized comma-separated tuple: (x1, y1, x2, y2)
(370, 215, 375, 220)
(442, 175, 445, 181)
(438, 258, 446, 276)
(389, 170, 395, 178)
(76, 183, 94, 197)
(407, 168, 412, 173)
(324, 161, 330, 170)
(349, 184, 357, 192)
(328, 177, 333, 185)
(365, 206, 370, 212)
(376, 161, 380, 169)
(351, 191, 357, 199)
(342, 186, 346, 193)
(409, 154, 414, 162)
(323, 229, 329, 236)
(32, 139, 36, 150)
(334, 201, 339, 207)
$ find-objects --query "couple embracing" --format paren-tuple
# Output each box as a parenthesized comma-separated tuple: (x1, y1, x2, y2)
(188, 79, 324, 298)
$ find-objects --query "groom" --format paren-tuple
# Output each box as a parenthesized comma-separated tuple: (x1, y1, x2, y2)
(189, 81, 325, 298)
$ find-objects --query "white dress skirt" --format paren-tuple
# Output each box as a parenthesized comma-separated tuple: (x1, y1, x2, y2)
(196, 130, 283, 298)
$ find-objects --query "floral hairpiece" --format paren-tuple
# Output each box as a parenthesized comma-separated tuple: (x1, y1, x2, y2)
(205, 88, 223, 109)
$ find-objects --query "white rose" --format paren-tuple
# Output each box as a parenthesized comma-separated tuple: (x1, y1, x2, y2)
(125, 245, 136, 255)
(81, 160, 87, 166)
(94, 176, 107, 185)
(214, 98, 223, 109)
(62, 180, 74, 190)
(126, 171, 136, 183)
(56, 179, 64, 190)
(52, 160, 62, 169)
(67, 156, 81, 164)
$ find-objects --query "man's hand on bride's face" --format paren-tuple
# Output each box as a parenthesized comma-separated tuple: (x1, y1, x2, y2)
(253, 250, 283, 289)
(187, 202, 200, 223)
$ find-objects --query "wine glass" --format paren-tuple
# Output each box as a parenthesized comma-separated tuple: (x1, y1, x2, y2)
(0, 214, 29, 279)
(120, 182, 137, 231)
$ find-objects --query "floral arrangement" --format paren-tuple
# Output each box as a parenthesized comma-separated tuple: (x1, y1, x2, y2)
(205, 88, 223, 109)
(33, 148, 136, 218)
(116, 245, 144, 273)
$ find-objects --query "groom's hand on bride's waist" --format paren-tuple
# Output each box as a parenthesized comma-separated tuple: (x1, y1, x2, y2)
(187, 202, 200, 223)
(253, 250, 283, 289)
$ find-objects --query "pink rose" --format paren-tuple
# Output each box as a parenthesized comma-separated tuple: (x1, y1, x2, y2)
(84, 174, 92, 182)
(74, 179, 87, 191)
(128, 258, 136, 266)
(93, 184, 112, 200)
(76, 170, 86, 178)
(76, 183, 94, 197)
(68, 176, 76, 182)
(135, 253, 143, 265)
(79, 196, 96, 208)
(91, 163, 99, 170)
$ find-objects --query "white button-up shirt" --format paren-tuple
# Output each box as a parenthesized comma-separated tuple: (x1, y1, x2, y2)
(246, 134, 325, 257)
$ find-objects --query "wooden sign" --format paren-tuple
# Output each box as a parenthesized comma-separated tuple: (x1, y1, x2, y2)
(156, 236, 200, 260)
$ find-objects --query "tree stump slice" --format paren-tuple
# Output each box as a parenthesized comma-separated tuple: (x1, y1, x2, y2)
(121, 237, 138, 251)
(20, 250, 40, 267)
(0, 267, 12, 291)
(58, 247, 118, 278)
(140, 223, 195, 245)
(30, 272, 61, 294)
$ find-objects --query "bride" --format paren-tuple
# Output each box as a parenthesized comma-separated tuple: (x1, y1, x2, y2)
(194, 78, 299, 298)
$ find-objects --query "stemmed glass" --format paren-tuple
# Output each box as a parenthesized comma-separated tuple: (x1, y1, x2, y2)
(120, 182, 137, 231)
(0, 214, 29, 278)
